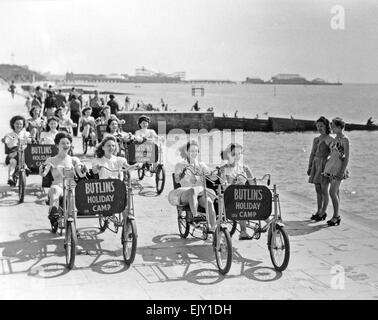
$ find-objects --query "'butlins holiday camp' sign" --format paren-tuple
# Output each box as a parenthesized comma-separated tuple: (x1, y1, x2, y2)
(75, 179, 126, 216)
(224, 185, 272, 221)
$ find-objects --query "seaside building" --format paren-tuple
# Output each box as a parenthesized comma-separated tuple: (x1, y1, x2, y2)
(243, 77, 265, 84)
(271, 74, 308, 84)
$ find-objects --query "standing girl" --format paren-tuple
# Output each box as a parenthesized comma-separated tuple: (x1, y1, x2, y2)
(307, 116, 333, 221)
(323, 117, 350, 226)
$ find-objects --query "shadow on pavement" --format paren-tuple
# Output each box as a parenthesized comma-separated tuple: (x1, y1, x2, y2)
(0, 227, 130, 278)
(133, 233, 282, 285)
(284, 220, 328, 236)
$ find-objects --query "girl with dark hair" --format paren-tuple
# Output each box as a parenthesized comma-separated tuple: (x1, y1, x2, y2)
(55, 107, 77, 134)
(95, 105, 124, 125)
(323, 117, 350, 226)
(103, 118, 134, 156)
(168, 140, 217, 232)
(219, 143, 254, 240)
(2, 116, 31, 186)
(134, 115, 162, 143)
(39, 132, 86, 224)
(307, 116, 334, 221)
(79, 107, 96, 145)
(26, 106, 46, 142)
(40, 117, 59, 144)
(91, 136, 140, 180)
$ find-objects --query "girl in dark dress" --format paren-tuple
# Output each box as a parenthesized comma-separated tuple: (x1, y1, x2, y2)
(307, 116, 334, 221)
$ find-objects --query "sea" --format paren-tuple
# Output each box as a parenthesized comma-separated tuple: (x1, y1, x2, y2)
(93, 82, 378, 222)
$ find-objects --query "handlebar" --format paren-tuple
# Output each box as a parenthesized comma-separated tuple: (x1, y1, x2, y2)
(234, 173, 271, 186)
(181, 165, 226, 184)
(96, 163, 142, 173)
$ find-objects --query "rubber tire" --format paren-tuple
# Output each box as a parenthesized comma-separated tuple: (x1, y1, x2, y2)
(65, 221, 76, 270)
(268, 225, 290, 272)
(99, 215, 108, 232)
(122, 218, 137, 265)
(18, 171, 26, 203)
(137, 168, 145, 180)
(178, 210, 190, 239)
(155, 165, 165, 195)
(214, 228, 232, 275)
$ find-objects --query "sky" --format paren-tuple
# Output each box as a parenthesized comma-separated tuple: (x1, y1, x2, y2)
(0, 0, 378, 83)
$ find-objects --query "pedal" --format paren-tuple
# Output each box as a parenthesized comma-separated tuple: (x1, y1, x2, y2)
(253, 231, 261, 240)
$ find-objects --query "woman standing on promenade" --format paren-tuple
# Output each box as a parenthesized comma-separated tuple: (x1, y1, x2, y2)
(323, 117, 350, 226)
(168, 140, 217, 232)
(307, 116, 333, 221)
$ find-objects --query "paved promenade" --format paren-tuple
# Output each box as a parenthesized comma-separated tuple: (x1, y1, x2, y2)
(0, 89, 377, 300)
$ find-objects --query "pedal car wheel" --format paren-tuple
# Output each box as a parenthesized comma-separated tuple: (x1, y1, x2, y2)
(214, 228, 232, 275)
(18, 171, 26, 203)
(268, 224, 290, 272)
(155, 164, 165, 195)
(65, 221, 76, 270)
(122, 218, 137, 265)
(178, 210, 190, 239)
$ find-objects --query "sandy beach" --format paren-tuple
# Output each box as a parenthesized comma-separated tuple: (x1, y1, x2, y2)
(0, 88, 378, 300)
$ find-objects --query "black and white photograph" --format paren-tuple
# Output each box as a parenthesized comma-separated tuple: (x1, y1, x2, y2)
(0, 0, 377, 304)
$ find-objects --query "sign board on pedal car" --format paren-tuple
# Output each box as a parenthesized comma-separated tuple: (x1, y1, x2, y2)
(96, 125, 108, 142)
(128, 141, 158, 164)
(75, 179, 126, 216)
(24, 144, 58, 168)
(224, 185, 272, 221)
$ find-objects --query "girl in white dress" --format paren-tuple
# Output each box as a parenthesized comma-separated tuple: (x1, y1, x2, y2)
(92, 136, 140, 181)
(134, 115, 162, 143)
(219, 143, 254, 240)
(168, 140, 217, 232)
(40, 117, 59, 145)
(2, 116, 31, 186)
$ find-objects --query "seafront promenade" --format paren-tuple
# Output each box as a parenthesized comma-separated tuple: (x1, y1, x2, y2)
(0, 89, 378, 300)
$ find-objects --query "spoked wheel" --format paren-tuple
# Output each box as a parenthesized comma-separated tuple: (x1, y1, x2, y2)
(18, 171, 26, 203)
(137, 167, 145, 180)
(155, 164, 165, 195)
(178, 210, 190, 238)
(268, 224, 290, 272)
(99, 215, 108, 232)
(213, 228, 232, 275)
(65, 221, 77, 269)
(226, 220, 237, 237)
(122, 218, 137, 265)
